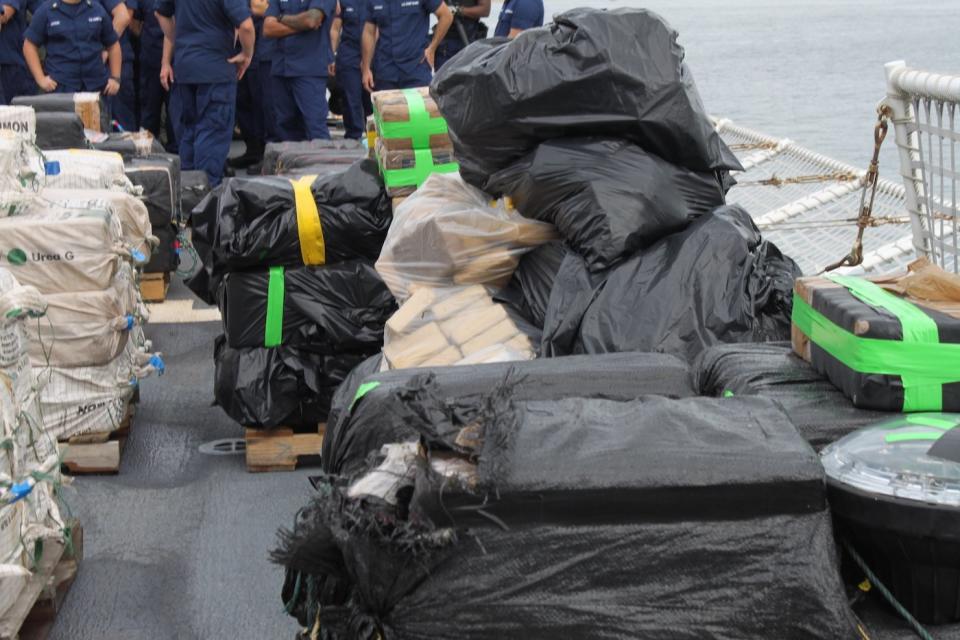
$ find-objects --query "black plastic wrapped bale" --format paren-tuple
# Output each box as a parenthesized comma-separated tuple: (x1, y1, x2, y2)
(213, 335, 370, 430)
(91, 132, 166, 157)
(187, 159, 391, 304)
(494, 240, 568, 330)
(145, 222, 179, 274)
(822, 414, 960, 625)
(322, 351, 695, 477)
(33, 112, 86, 150)
(262, 138, 366, 175)
(125, 154, 182, 228)
(793, 272, 960, 413)
(220, 261, 396, 350)
(180, 170, 210, 221)
(277, 394, 858, 639)
(487, 138, 728, 272)
(694, 342, 888, 449)
(541, 205, 802, 362)
(275, 149, 367, 175)
(12, 92, 110, 131)
(430, 7, 741, 192)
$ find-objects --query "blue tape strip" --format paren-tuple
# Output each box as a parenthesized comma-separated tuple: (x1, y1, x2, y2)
(131, 249, 146, 263)
(44, 161, 60, 176)
(125, 315, 134, 331)
(150, 354, 165, 376)
(9, 480, 31, 503)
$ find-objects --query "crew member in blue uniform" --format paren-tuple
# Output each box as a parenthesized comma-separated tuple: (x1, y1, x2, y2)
(329, 0, 371, 139)
(254, 0, 278, 147)
(155, 0, 254, 186)
(230, 0, 270, 170)
(99, 0, 136, 129)
(137, 0, 178, 150)
(433, 0, 488, 70)
(23, 0, 122, 95)
(361, 0, 453, 92)
(493, 0, 542, 38)
(0, 0, 35, 103)
(264, 0, 336, 142)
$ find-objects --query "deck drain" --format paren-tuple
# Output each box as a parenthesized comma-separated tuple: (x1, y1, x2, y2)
(198, 438, 246, 456)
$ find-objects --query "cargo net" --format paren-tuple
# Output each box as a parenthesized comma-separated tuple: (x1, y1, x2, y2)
(714, 119, 912, 275)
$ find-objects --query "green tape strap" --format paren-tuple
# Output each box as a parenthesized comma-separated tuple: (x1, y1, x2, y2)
(350, 381, 381, 411)
(379, 149, 459, 189)
(375, 88, 448, 147)
(791, 281, 960, 412)
(264, 266, 285, 348)
(885, 431, 946, 443)
(905, 414, 960, 430)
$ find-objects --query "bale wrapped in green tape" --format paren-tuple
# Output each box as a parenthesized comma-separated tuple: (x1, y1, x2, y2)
(792, 262, 960, 412)
(275, 388, 859, 639)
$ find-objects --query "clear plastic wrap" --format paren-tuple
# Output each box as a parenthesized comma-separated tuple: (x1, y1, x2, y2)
(376, 173, 557, 302)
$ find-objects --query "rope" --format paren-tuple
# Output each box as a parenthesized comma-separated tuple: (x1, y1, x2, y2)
(843, 539, 936, 640)
(736, 171, 860, 187)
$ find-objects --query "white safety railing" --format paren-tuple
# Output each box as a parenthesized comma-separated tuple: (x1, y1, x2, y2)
(884, 60, 960, 274)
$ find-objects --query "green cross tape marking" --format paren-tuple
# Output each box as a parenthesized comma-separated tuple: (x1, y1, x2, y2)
(791, 278, 960, 412)
(264, 266, 285, 348)
(885, 431, 947, 443)
(375, 89, 459, 188)
(351, 381, 381, 411)
(379, 149, 459, 189)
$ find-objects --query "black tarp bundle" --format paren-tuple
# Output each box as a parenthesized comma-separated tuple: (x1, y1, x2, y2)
(275, 388, 858, 639)
(220, 261, 396, 350)
(494, 240, 567, 330)
(694, 342, 887, 449)
(187, 159, 391, 305)
(34, 112, 86, 150)
(262, 139, 366, 176)
(430, 7, 742, 192)
(126, 154, 182, 226)
(276, 151, 365, 176)
(541, 205, 801, 361)
(12, 93, 111, 131)
(322, 351, 695, 477)
(213, 336, 370, 430)
(146, 222, 179, 274)
(487, 137, 728, 271)
(180, 170, 210, 220)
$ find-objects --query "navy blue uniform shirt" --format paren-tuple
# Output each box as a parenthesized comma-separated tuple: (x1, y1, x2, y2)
(336, 0, 364, 67)
(98, 0, 137, 65)
(266, 0, 335, 77)
(253, 15, 273, 62)
(493, 0, 542, 37)
(155, 0, 251, 84)
(137, 0, 164, 65)
(0, 0, 27, 66)
(25, 0, 119, 90)
(365, 0, 440, 83)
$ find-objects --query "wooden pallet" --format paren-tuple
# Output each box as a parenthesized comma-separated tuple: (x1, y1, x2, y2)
(0, 518, 82, 640)
(59, 405, 134, 475)
(245, 424, 325, 473)
(140, 272, 170, 303)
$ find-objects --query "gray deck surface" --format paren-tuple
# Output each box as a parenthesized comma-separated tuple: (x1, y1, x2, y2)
(49, 277, 307, 640)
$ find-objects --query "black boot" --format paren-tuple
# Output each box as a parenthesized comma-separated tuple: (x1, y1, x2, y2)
(228, 139, 265, 169)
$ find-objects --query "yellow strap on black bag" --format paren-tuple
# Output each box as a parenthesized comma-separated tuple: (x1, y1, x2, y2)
(292, 175, 326, 265)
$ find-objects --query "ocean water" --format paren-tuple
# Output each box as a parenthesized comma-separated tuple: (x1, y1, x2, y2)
(484, 0, 960, 173)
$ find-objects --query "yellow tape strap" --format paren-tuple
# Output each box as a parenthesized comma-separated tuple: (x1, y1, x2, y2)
(292, 176, 326, 265)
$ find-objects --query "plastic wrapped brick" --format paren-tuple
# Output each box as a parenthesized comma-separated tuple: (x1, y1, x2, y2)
(33, 112, 86, 150)
(277, 393, 858, 639)
(381, 286, 537, 371)
(323, 351, 694, 476)
(188, 159, 392, 304)
(487, 137, 727, 271)
(373, 138, 457, 197)
(220, 261, 396, 351)
(430, 7, 741, 191)
(375, 173, 556, 301)
(541, 205, 802, 362)
(372, 87, 450, 151)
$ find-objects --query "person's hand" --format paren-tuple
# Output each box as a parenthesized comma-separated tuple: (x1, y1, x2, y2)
(228, 52, 252, 80)
(103, 78, 120, 96)
(160, 62, 174, 91)
(328, 61, 336, 76)
(422, 45, 436, 70)
(37, 76, 57, 92)
(362, 67, 374, 92)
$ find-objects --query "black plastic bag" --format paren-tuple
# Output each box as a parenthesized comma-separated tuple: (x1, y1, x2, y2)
(694, 342, 888, 449)
(262, 139, 366, 176)
(213, 335, 369, 430)
(144, 222, 179, 274)
(322, 351, 694, 477)
(34, 112, 86, 150)
(494, 240, 568, 329)
(125, 154, 182, 227)
(541, 205, 802, 361)
(430, 7, 741, 191)
(180, 170, 210, 220)
(187, 159, 391, 304)
(487, 138, 727, 271)
(277, 393, 858, 639)
(220, 261, 396, 351)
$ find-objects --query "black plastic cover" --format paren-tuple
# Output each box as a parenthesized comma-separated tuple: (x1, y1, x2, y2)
(262, 139, 366, 175)
(125, 154, 182, 227)
(213, 335, 369, 429)
(494, 240, 567, 329)
(487, 138, 728, 271)
(12, 93, 111, 131)
(694, 342, 887, 449)
(180, 170, 210, 220)
(187, 159, 391, 305)
(145, 222, 178, 274)
(276, 150, 366, 175)
(220, 261, 396, 350)
(541, 205, 802, 361)
(323, 351, 695, 477)
(33, 112, 86, 150)
(430, 7, 742, 192)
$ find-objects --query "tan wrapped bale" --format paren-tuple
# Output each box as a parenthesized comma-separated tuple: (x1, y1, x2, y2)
(439, 303, 508, 346)
(382, 322, 451, 370)
(372, 87, 451, 151)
